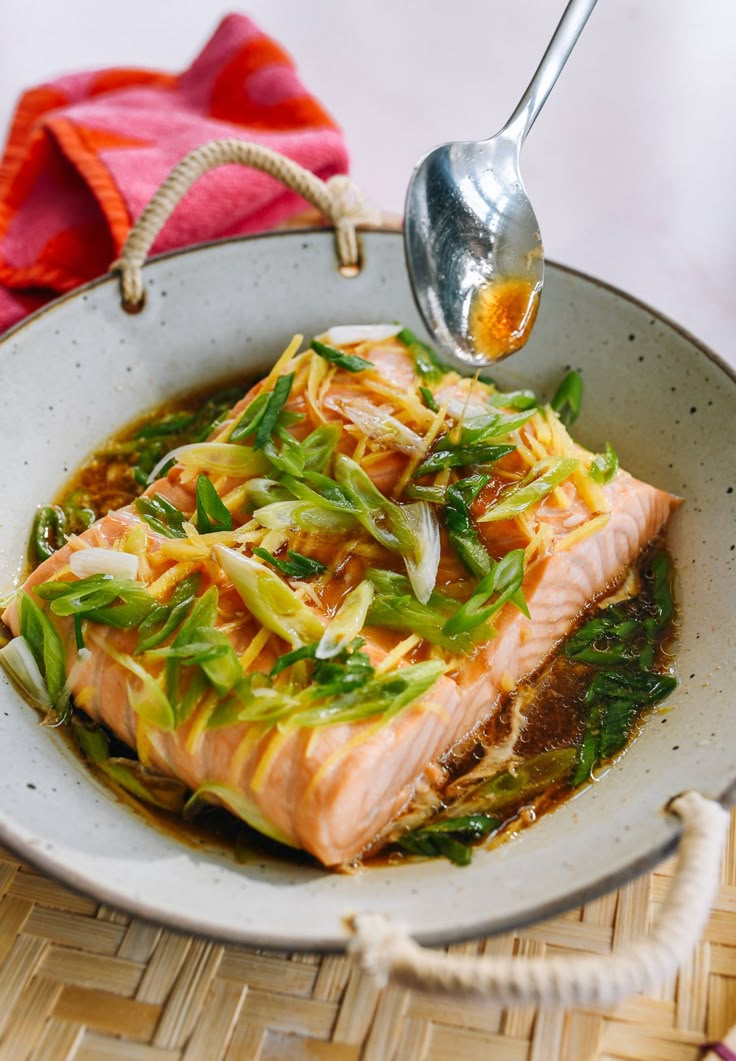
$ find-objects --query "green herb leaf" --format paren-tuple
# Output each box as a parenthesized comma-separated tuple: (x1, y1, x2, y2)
(477, 457, 578, 523)
(397, 814, 500, 866)
(397, 327, 448, 382)
(135, 411, 195, 440)
(103, 759, 189, 812)
(195, 474, 233, 534)
(590, 442, 619, 485)
(136, 574, 201, 653)
(269, 638, 375, 694)
(572, 704, 604, 786)
(334, 455, 414, 554)
(191, 387, 245, 442)
(32, 505, 67, 562)
(183, 783, 295, 846)
(458, 409, 535, 446)
(419, 386, 439, 412)
(598, 698, 639, 761)
(584, 667, 677, 708)
(254, 373, 294, 450)
(403, 484, 447, 504)
(310, 339, 373, 373)
(253, 547, 327, 580)
(153, 628, 242, 697)
(567, 643, 638, 666)
(135, 493, 188, 539)
(442, 549, 527, 637)
(17, 592, 68, 713)
(413, 443, 515, 478)
(445, 475, 492, 578)
(288, 659, 444, 728)
(215, 546, 324, 648)
(269, 643, 317, 678)
(366, 569, 485, 653)
(262, 426, 306, 477)
(550, 370, 583, 428)
(317, 580, 374, 659)
(62, 494, 96, 537)
(452, 748, 577, 818)
(644, 550, 675, 628)
(488, 388, 538, 411)
(253, 499, 357, 536)
(301, 423, 342, 472)
(154, 442, 270, 483)
(36, 574, 158, 629)
(565, 551, 677, 784)
(311, 639, 374, 696)
(72, 718, 110, 764)
(72, 717, 189, 811)
(159, 585, 222, 720)
(230, 392, 271, 443)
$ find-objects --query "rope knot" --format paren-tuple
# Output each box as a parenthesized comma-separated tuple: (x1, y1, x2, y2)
(348, 913, 411, 988)
(326, 175, 381, 269)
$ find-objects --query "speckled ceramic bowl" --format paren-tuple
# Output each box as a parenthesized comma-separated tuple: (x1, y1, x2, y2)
(0, 230, 734, 950)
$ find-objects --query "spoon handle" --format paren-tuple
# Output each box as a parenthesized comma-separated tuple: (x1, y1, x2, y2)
(503, 0, 598, 143)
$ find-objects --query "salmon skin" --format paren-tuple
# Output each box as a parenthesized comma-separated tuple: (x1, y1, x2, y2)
(1, 327, 676, 866)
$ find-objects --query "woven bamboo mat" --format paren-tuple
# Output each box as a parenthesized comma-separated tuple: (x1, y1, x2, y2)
(0, 808, 732, 1061)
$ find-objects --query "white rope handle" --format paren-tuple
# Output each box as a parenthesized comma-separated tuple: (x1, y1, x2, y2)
(350, 791, 728, 1008)
(111, 139, 376, 309)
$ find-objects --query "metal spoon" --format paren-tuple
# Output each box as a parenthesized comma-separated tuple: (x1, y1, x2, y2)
(404, 0, 598, 370)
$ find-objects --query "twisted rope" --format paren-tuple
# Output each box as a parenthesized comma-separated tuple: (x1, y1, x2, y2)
(350, 791, 728, 1008)
(111, 139, 375, 308)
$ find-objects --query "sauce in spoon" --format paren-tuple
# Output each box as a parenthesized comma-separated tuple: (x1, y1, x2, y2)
(468, 276, 541, 361)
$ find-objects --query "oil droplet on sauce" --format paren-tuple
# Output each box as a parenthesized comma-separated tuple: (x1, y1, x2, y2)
(468, 276, 540, 361)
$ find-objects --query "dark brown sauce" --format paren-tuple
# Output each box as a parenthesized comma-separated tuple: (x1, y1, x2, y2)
(468, 276, 541, 361)
(387, 551, 676, 862)
(61, 378, 252, 523)
(12, 378, 677, 873)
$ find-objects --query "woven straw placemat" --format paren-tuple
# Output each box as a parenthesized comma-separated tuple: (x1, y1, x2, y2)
(0, 807, 732, 1061)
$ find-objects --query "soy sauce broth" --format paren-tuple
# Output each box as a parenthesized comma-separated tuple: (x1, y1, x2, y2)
(14, 378, 678, 872)
(29, 379, 250, 564)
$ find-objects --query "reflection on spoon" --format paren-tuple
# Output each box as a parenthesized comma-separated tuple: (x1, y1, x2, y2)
(468, 276, 542, 363)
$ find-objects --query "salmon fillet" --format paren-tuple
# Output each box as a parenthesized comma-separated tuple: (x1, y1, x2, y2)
(2, 329, 676, 866)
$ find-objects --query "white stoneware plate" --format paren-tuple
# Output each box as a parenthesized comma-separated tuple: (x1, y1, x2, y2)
(0, 230, 734, 950)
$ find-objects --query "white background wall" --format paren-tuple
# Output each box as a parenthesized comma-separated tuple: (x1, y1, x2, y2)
(3, 1, 735, 366)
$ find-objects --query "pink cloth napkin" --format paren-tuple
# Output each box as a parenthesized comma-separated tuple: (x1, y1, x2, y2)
(0, 13, 349, 334)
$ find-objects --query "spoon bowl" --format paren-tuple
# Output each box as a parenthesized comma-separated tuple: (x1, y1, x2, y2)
(404, 132, 543, 369)
(404, 0, 597, 371)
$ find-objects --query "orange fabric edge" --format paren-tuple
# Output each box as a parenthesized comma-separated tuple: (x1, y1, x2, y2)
(46, 117, 132, 255)
(0, 85, 68, 201)
(0, 258, 93, 293)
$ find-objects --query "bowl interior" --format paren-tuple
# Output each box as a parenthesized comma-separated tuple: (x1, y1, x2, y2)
(0, 230, 734, 949)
